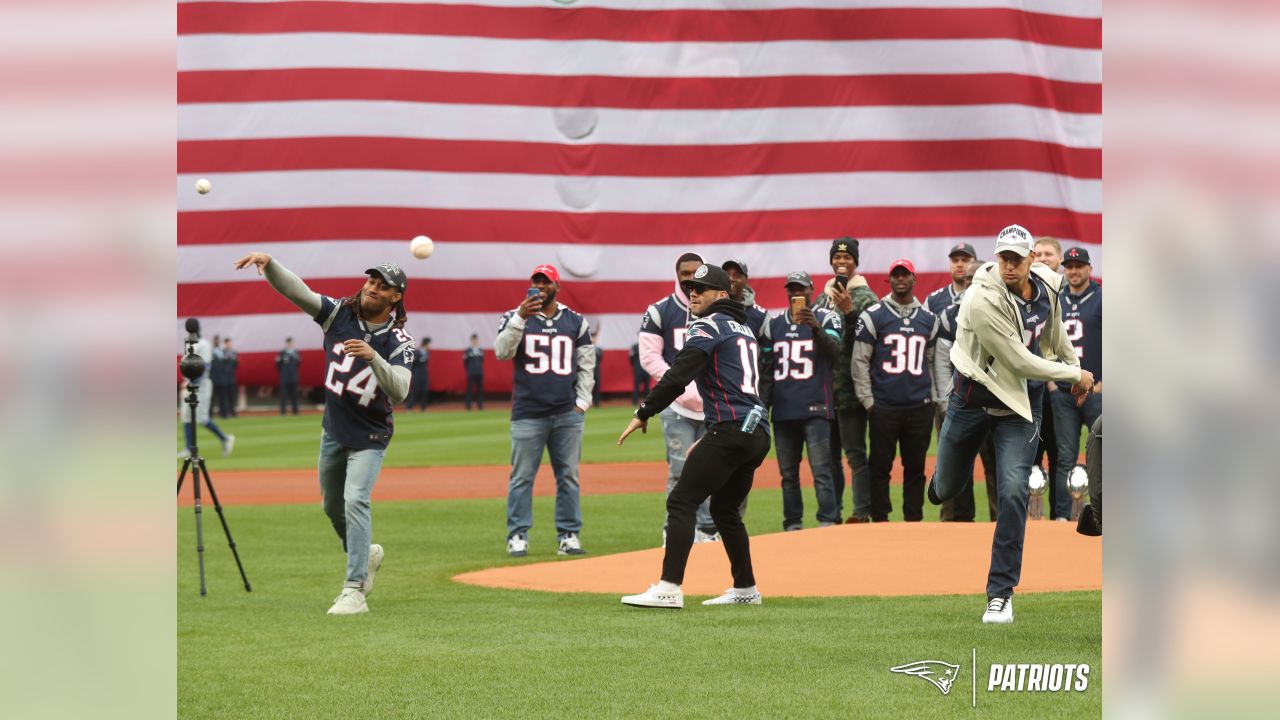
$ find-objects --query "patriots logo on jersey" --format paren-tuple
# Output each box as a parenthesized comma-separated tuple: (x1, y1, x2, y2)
(686, 325, 714, 341)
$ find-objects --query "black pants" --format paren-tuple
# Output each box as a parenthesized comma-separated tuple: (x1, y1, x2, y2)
(829, 413, 846, 516)
(465, 374, 484, 409)
(631, 371, 650, 405)
(867, 403, 933, 521)
(215, 382, 236, 418)
(662, 422, 771, 588)
(406, 372, 429, 410)
(1035, 389, 1058, 512)
(279, 380, 299, 415)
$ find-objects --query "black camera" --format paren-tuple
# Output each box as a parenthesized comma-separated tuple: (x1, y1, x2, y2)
(181, 318, 206, 380)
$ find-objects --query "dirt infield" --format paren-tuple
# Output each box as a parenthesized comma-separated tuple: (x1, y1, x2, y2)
(455, 522, 1101, 597)
(177, 457, 941, 506)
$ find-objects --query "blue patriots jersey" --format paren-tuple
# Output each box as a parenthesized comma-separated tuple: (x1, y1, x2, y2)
(498, 305, 591, 421)
(743, 303, 768, 338)
(639, 293, 696, 366)
(314, 296, 414, 449)
(761, 308, 842, 421)
(938, 300, 962, 344)
(1060, 280, 1102, 381)
(925, 283, 962, 318)
(682, 312, 767, 428)
(955, 275, 1055, 410)
(855, 302, 939, 407)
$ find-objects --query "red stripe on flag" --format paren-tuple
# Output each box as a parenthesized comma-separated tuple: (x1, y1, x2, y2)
(178, 274, 953, 317)
(177, 3, 1101, 49)
(179, 206, 1102, 246)
(178, 69, 1100, 114)
(179, 137, 1101, 179)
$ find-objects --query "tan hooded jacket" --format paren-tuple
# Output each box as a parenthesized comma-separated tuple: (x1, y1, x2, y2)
(950, 261, 1081, 422)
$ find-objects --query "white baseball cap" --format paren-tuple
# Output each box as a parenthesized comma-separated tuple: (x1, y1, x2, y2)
(993, 224, 1035, 257)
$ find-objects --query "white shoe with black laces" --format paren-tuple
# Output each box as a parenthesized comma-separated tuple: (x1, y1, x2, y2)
(621, 584, 683, 609)
(694, 529, 720, 544)
(557, 533, 585, 556)
(507, 535, 528, 557)
(982, 596, 1014, 624)
(702, 588, 763, 606)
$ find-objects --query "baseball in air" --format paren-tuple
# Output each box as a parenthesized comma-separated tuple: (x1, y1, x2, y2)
(195, 178, 212, 194)
(410, 235, 434, 259)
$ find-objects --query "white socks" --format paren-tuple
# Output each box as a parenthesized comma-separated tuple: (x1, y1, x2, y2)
(657, 580, 681, 593)
(734, 585, 759, 597)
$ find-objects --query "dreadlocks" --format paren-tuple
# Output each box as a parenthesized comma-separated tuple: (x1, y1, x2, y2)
(341, 291, 407, 330)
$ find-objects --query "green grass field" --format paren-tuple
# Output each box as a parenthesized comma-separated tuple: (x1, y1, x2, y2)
(179, 406, 1099, 718)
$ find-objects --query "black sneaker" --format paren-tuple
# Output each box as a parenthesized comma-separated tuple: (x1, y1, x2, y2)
(927, 478, 942, 506)
(1076, 505, 1101, 536)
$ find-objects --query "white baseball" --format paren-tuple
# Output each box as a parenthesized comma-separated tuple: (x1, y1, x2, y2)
(410, 235, 434, 259)
(195, 178, 212, 194)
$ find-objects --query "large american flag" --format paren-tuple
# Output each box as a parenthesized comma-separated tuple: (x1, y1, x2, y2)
(177, 0, 1101, 393)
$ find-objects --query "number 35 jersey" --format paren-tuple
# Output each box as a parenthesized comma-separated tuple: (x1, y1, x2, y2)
(315, 296, 414, 449)
(854, 302, 938, 408)
(498, 305, 591, 421)
(760, 309, 842, 422)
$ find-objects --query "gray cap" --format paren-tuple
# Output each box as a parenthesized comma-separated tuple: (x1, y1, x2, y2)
(784, 270, 813, 288)
(721, 259, 750, 278)
(993, 224, 1035, 258)
(365, 262, 407, 291)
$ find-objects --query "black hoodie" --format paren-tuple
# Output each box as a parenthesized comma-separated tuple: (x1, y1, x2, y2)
(637, 299, 748, 421)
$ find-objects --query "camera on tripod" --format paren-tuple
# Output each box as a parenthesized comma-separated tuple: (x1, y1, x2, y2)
(181, 318, 206, 383)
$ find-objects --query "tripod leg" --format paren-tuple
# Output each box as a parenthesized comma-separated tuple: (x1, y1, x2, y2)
(191, 455, 208, 597)
(198, 458, 252, 592)
(177, 458, 191, 495)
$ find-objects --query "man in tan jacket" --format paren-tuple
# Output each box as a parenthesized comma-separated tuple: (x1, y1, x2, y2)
(928, 225, 1095, 624)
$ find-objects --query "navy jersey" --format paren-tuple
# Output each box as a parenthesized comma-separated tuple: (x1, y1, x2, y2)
(682, 312, 766, 427)
(1060, 280, 1102, 381)
(938, 301, 962, 344)
(463, 346, 484, 376)
(639, 293, 696, 366)
(743, 303, 768, 338)
(855, 302, 939, 407)
(315, 296, 414, 450)
(956, 276, 1055, 410)
(761, 308, 842, 421)
(498, 306, 591, 421)
(925, 283, 962, 318)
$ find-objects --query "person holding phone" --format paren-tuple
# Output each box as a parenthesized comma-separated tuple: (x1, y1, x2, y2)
(811, 237, 880, 523)
(758, 271, 843, 530)
(494, 264, 596, 557)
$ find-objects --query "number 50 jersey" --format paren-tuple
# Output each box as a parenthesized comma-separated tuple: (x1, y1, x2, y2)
(498, 305, 591, 421)
(315, 295, 415, 449)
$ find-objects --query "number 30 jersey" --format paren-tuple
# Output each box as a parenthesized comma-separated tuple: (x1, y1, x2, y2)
(854, 301, 939, 408)
(315, 295, 414, 449)
(498, 305, 591, 421)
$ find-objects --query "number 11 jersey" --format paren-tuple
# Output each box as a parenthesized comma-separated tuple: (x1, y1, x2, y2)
(315, 295, 414, 449)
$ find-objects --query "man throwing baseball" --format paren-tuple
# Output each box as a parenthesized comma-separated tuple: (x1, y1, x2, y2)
(234, 252, 414, 616)
(928, 225, 1094, 624)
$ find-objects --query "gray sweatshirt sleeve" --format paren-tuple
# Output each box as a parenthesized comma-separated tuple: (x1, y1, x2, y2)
(933, 338, 955, 404)
(494, 311, 525, 361)
(851, 310, 876, 410)
(367, 352, 411, 404)
(263, 258, 322, 318)
(574, 341, 596, 411)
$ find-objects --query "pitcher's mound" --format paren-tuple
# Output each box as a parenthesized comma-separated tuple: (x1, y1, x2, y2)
(455, 522, 1100, 597)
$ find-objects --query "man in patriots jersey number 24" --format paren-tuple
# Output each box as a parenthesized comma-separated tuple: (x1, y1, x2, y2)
(494, 264, 595, 558)
(618, 264, 771, 609)
(234, 252, 413, 617)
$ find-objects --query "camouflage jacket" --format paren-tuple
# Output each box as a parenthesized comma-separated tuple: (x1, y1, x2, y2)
(812, 275, 880, 410)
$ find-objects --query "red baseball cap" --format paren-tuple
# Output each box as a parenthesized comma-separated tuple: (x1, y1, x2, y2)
(888, 258, 916, 275)
(530, 264, 561, 284)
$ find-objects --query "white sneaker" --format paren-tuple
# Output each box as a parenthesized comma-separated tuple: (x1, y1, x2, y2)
(363, 544, 384, 597)
(621, 584, 683, 609)
(222, 434, 236, 457)
(327, 588, 368, 615)
(661, 529, 666, 549)
(557, 533, 585, 556)
(507, 535, 528, 557)
(982, 597, 1014, 624)
(177, 448, 191, 460)
(694, 529, 721, 544)
(702, 588, 763, 606)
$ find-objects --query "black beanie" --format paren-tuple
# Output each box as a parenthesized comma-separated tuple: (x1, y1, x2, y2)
(830, 237, 859, 265)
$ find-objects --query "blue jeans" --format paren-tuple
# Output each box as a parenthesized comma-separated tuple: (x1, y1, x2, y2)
(773, 417, 840, 528)
(317, 432, 386, 589)
(660, 407, 715, 533)
(507, 409, 584, 539)
(1050, 389, 1103, 519)
(933, 390, 1043, 599)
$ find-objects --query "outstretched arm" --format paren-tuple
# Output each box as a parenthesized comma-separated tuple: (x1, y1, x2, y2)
(234, 253, 322, 317)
